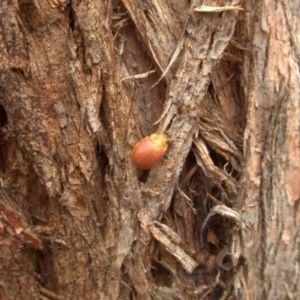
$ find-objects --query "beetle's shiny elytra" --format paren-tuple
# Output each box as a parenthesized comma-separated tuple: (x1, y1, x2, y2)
(131, 134, 168, 170)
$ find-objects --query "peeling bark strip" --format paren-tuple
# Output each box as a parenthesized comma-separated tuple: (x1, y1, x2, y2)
(138, 209, 198, 274)
(0, 0, 299, 299)
(235, 0, 300, 299)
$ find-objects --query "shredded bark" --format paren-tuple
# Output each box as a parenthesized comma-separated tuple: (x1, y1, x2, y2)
(0, 0, 299, 299)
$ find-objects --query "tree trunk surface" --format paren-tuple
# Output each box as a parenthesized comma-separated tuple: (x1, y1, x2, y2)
(0, 0, 299, 299)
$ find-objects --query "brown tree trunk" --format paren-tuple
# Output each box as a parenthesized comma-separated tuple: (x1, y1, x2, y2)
(0, 0, 299, 299)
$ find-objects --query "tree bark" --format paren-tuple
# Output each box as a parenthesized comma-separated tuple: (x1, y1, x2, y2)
(0, 0, 299, 299)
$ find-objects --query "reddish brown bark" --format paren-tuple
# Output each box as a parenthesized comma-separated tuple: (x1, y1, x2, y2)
(0, 0, 299, 299)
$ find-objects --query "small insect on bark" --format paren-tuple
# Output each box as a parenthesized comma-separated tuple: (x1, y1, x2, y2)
(131, 134, 168, 170)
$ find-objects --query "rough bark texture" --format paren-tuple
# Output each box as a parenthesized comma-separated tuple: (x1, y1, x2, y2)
(0, 0, 299, 299)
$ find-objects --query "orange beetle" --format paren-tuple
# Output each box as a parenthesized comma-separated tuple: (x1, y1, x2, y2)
(131, 134, 168, 170)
